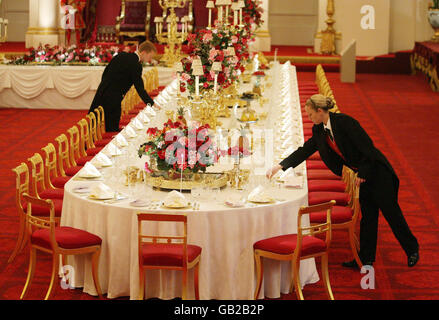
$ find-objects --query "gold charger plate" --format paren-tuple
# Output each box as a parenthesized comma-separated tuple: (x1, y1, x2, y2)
(161, 202, 192, 209)
(248, 198, 275, 204)
(88, 194, 115, 201)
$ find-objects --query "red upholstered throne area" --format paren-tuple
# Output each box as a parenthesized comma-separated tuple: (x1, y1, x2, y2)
(120, 1, 147, 32)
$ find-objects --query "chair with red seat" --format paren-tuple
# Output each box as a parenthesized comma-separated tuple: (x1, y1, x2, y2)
(55, 133, 82, 177)
(307, 169, 341, 181)
(8, 163, 61, 264)
(137, 212, 201, 300)
(95, 106, 117, 140)
(254, 200, 336, 300)
(28, 153, 64, 200)
(41, 143, 71, 189)
(76, 118, 104, 157)
(309, 171, 363, 268)
(67, 125, 93, 167)
(20, 194, 103, 300)
(306, 160, 329, 170)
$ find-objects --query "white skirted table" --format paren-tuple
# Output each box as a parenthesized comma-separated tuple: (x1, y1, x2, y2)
(0, 65, 174, 110)
(60, 62, 319, 299)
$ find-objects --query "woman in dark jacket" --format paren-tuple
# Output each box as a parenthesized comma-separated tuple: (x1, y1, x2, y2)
(267, 94, 419, 268)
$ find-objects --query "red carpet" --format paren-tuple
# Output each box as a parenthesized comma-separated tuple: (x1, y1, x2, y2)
(1, 71, 439, 300)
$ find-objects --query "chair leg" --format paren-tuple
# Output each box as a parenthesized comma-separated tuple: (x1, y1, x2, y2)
(139, 267, 145, 300)
(194, 262, 200, 300)
(321, 253, 334, 300)
(349, 227, 363, 269)
(62, 254, 67, 268)
(7, 213, 26, 264)
(20, 247, 37, 300)
(182, 269, 188, 300)
(44, 253, 60, 300)
(293, 259, 304, 300)
(91, 249, 103, 299)
(254, 252, 263, 300)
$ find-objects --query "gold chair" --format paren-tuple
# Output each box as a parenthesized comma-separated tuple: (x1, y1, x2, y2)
(55, 133, 82, 177)
(86, 113, 112, 148)
(116, 0, 151, 43)
(28, 153, 64, 200)
(254, 200, 336, 300)
(95, 106, 116, 140)
(41, 143, 71, 189)
(20, 194, 103, 300)
(137, 212, 201, 300)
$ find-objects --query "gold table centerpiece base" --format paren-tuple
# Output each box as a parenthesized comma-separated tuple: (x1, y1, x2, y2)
(144, 172, 228, 191)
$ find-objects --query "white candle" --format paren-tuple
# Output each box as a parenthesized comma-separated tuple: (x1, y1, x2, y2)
(274, 48, 278, 63)
(167, 23, 171, 34)
(208, 9, 212, 27)
(195, 75, 200, 97)
(233, 10, 238, 25)
(218, 6, 223, 23)
(214, 73, 218, 93)
(225, 5, 229, 21)
(239, 9, 243, 25)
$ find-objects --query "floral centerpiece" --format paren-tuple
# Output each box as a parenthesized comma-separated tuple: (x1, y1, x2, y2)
(242, 0, 264, 30)
(138, 118, 220, 178)
(9, 44, 136, 65)
(179, 25, 251, 95)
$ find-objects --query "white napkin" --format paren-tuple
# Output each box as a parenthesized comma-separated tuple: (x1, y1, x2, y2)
(145, 105, 156, 116)
(281, 137, 292, 149)
(115, 134, 128, 147)
(132, 118, 144, 130)
(92, 153, 113, 168)
(125, 125, 137, 138)
(105, 142, 122, 156)
(164, 190, 188, 207)
(89, 183, 115, 199)
(78, 162, 102, 178)
(139, 112, 150, 124)
(248, 185, 273, 203)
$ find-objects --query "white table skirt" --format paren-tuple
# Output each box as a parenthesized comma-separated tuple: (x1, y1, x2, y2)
(60, 61, 319, 299)
(0, 65, 174, 109)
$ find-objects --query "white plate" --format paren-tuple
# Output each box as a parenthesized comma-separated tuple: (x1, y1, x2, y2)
(78, 173, 102, 179)
(130, 200, 149, 207)
(88, 194, 115, 201)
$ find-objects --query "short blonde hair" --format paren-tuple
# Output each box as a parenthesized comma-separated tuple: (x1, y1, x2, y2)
(305, 94, 335, 111)
(138, 40, 157, 53)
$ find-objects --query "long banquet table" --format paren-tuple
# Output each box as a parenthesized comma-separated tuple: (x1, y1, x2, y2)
(60, 61, 319, 299)
(0, 65, 174, 109)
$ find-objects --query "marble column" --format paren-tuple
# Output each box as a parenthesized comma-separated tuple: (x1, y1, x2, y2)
(250, 0, 271, 52)
(26, 0, 65, 47)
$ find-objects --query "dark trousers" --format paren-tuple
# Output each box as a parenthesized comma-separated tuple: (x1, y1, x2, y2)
(89, 95, 122, 133)
(358, 162, 418, 262)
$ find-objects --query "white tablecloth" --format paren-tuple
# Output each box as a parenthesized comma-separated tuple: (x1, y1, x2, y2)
(60, 62, 319, 299)
(0, 65, 174, 110)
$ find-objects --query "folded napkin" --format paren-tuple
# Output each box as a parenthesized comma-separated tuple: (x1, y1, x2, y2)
(105, 142, 122, 156)
(125, 125, 137, 138)
(132, 118, 144, 130)
(139, 112, 150, 124)
(115, 134, 128, 147)
(89, 183, 115, 199)
(164, 190, 188, 207)
(248, 185, 273, 203)
(78, 162, 102, 178)
(144, 105, 156, 116)
(92, 153, 113, 168)
(284, 175, 303, 188)
(281, 138, 292, 149)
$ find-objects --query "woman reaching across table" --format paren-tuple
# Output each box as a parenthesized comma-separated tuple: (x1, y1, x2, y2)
(267, 94, 419, 268)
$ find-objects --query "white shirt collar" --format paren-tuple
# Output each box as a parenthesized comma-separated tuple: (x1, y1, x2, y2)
(323, 116, 332, 133)
(135, 51, 141, 62)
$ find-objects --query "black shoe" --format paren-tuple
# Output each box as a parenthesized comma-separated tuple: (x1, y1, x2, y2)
(408, 251, 419, 267)
(342, 259, 373, 269)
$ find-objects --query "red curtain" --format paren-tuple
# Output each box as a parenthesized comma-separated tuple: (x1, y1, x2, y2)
(83, 0, 98, 43)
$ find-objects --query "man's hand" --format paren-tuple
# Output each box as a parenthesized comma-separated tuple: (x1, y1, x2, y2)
(266, 164, 282, 180)
(154, 103, 162, 110)
(355, 177, 366, 187)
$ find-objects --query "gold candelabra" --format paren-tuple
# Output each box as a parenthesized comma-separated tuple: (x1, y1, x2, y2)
(0, 17, 8, 61)
(315, 0, 341, 55)
(155, 0, 189, 67)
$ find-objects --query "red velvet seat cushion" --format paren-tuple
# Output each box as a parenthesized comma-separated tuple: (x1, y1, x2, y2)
(65, 166, 82, 177)
(39, 188, 64, 200)
(254, 234, 326, 256)
(94, 139, 112, 147)
(120, 23, 145, 31)
(141, 243, 202, 267)
(52, 176, 70, 188)
(308, 191, 350, 206)
(306, 160, 328, 170)
(303, 122, 314, 129)
(310, 206, 353, 224)
(23, 199, 63, 217)
(77, 156, 94, 166)
(302, 119, 313, 124)
(31, 226, 102, 250)
(308, 180, 347, 193)
(86, 147, 104, 157)
(303, 128, 312, 136)
(128, 109, 139, 115)
(102, 132, 117, 139)
(307, 169, 341, 180)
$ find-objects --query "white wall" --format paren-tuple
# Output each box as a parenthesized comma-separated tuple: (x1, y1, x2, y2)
(1, 0, 29, 42)
(269, 0, 318, 46)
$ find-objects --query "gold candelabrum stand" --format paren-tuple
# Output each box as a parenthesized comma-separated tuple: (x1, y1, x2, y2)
(156, 0, 188, 67)
(189, 90, 222, 130)
(0, 17, 8, 61)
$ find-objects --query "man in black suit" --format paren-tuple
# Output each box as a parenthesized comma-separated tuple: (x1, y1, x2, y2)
(89, 40, 160, 132)
(267, 94, 419, 268)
